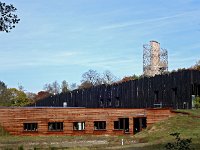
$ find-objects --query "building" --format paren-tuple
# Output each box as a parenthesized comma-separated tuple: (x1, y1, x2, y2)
(0, 107, 174, 135)
(33, 70, 200, 109)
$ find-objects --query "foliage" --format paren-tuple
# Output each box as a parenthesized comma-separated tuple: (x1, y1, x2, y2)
(193, 96, 200, 109)
(119, 74, 139, 83)
(43, 81, 60, 94)
(70, 83, 77, 91)
(0, 80, 7, 94)
(0, 84, 31, 106)
(79, 69, 118, 89)
(7, 88, 30, 106)
(35, 91, 50, 101)
(81, 69, 102, 87)
(0, 1, 20, 32)
(79, 81, 93, 89)
(165, 132, 192, 150)
(102, 70, 117, 85)
(193, 60, 200, 71)
(18, 145, 24, 150)
(61, 80, 69, 93)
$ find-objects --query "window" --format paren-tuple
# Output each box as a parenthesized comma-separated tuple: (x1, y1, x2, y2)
(114, 118, 129, 132)
(48, 122, 63, 131)
(23, 123, 38, 131)
(73, 122, 85, 130)
(94, 121, 106, 130)
(134, 117, 146, 134)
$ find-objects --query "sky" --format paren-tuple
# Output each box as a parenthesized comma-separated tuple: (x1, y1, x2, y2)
(0, 0, 200, 93)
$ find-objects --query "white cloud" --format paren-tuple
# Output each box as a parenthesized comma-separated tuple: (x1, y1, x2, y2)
(98, 10, 199, 30)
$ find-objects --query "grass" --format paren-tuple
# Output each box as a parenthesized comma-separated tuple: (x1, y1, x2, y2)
(0, 109, 200, 149)
(132, 109, 200, 149)
(0, 124, 9, 136)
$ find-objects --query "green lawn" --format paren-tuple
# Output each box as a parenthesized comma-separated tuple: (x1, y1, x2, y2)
(0, 109, 200, 150)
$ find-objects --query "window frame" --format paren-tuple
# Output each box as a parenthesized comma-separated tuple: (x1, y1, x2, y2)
(48, 122, 63, 131)
(23, 123, 38, 132)
(73, 122, 85, 131)
(94, 121, 106, 130)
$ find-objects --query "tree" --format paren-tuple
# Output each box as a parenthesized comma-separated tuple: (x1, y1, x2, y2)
(0, 81, 9, 106)
(1, 88, 31, 106)
(34, 91, 50, 101)
(119, 74, 139, 83)
(102, 70, 117, 85)
(78, 81, 93, 89)
(61, 80, 69, 93)
(43, 83, 54, 94)
(43, 81, 60, 94)
(18, 84, 24, 91)
(8, 88, 30, 106)
(193, 60, 200, 71)
(0, 80, 6, 94)
(70, 83, 77, 91)
(26, 92, 37, 104)
(0, 1, 20, 32)
(81, 69, 102, 87)
(52, 81, 60, 94)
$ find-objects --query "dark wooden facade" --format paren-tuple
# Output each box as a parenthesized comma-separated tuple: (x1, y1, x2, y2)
(34, 70, 200, 109)
(0, 107, 174, 135)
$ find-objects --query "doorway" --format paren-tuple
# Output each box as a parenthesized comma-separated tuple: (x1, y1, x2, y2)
(134, 117, 147, 134)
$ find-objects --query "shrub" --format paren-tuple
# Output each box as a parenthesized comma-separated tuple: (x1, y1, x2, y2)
(165, 133, 193, 150)
(193, 96, 200, 109)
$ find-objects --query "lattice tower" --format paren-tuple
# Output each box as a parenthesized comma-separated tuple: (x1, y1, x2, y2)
(143, 41, 168, 76)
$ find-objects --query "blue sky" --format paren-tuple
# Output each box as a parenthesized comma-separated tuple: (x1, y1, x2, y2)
(1, 0, 200, 93)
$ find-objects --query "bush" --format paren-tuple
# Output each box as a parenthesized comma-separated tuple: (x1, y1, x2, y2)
(165, 133, 193, 150)
(18, 145, 24, 150)
(193, 96, 200, 109)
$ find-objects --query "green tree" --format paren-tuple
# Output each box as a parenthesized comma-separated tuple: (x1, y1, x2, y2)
(0, 1, 20, 32)
(7, 88, 30, 106)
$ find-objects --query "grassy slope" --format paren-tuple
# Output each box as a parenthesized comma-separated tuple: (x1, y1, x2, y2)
(129, 109, 200, 149)
(0, 109, 200, 150)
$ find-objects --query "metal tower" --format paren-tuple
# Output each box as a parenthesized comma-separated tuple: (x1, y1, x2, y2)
(143, 40, 168, 76)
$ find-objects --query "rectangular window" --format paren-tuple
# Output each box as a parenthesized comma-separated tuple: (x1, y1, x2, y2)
(48, 122, 63, 131)
(23, 123, 38, 131)
(73, 122, 85, 130)
(94, 121, 106, 130)
(114, 118, 129, 132)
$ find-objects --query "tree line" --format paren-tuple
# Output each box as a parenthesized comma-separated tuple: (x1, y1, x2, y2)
(0, 69, 139, 106)
(1, 60, 200, 107)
